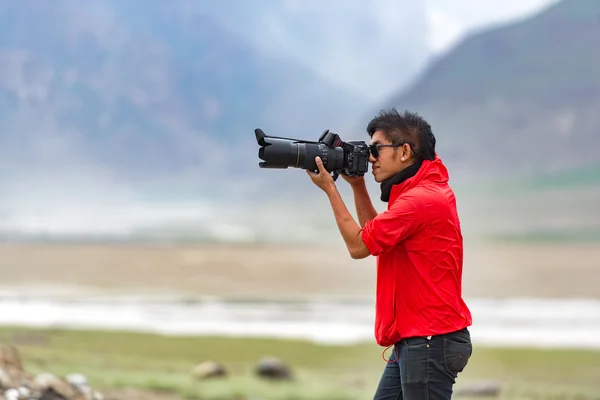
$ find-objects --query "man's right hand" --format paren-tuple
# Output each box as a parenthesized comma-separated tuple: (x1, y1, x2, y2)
(341, 173, 366, 188)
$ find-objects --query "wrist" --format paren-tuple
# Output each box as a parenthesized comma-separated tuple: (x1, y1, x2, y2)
(325, 183, 339, 197)
(350, 178, 367, 190)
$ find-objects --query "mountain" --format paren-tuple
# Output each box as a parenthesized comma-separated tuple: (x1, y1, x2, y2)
(4, 0, 599, 244)
(193, 0, 430, 100)
(0, 0, 367, 187)
(380, 0, 600, 182)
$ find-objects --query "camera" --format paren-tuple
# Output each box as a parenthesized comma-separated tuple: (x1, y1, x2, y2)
(254, 128, 370, 180)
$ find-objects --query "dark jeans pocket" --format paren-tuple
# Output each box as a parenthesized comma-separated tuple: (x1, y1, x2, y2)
(443, 337, 472, 378)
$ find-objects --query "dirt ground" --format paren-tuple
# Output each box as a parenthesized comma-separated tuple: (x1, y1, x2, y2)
(0, 239, 598, 299)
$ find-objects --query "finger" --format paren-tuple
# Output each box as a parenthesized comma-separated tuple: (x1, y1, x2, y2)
(315, 157, 326, 173)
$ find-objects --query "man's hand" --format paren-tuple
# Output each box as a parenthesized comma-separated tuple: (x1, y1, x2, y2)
(306, 156, 336, 194)
(340, 173, 365, 188)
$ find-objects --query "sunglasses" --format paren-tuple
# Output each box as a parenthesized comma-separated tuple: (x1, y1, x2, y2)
(369, 144, 402, 158)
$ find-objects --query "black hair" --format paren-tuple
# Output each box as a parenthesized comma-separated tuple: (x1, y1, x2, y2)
(366, 108, 436, 161)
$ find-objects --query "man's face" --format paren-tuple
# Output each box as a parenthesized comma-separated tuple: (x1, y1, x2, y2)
(369, 130, 411, 182)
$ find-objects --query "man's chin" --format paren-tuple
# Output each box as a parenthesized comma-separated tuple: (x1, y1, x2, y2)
(373, 172, 391, 183)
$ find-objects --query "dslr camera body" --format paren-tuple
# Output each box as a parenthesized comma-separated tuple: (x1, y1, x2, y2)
(254, 128, 370, 180)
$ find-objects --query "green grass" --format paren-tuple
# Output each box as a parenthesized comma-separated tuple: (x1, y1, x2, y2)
(2, 327, 600, 400)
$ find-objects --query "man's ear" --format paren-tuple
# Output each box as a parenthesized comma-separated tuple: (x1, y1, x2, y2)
(401, 143, 413, 160)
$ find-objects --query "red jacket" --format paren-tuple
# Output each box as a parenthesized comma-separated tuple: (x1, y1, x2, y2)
(361, 156, 472, 347)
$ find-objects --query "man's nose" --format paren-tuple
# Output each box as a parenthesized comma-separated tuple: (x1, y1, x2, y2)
(368, 153, 377, 163)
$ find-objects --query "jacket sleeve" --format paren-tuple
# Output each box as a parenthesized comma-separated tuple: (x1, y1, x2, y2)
(361, 196, 422, 256)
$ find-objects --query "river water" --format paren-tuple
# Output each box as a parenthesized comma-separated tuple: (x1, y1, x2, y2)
(0, 288, 598, 349)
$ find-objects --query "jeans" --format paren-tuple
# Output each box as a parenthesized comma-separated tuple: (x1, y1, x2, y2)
(373, 328, 472, 400)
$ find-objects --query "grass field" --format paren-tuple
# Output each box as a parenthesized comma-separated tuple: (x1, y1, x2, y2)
(2, 327, 600, 400)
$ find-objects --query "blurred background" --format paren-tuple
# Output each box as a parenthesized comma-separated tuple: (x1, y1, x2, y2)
(0, 0, 599, 399)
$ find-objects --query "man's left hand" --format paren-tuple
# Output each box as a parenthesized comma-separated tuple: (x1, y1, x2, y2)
(306, 156, 335, 194)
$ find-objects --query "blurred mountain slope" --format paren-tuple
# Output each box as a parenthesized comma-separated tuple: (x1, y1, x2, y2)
(381, 0, 600, 182)
(0, 0, 367, 187)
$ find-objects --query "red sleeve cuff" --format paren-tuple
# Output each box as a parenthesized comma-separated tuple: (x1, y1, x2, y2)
(362, 221, 384, 256)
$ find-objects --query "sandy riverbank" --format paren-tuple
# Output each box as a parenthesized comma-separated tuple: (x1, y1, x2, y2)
(0, 240, 597, 299)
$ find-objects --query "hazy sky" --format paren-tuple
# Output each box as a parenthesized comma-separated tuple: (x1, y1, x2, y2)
(177, 0, 562, 101)
(426, 0, 561, 53)
(216, 0, 560, 101)
(379, 0, 561, 98)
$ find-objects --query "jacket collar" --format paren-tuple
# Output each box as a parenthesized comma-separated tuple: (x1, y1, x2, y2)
(387, 154, 449, 204)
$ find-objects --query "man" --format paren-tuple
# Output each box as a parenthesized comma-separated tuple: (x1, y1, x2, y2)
(307, 108, 473, 400)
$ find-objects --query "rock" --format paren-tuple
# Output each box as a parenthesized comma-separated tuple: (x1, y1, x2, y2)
(4, 388, 20, 400)
(16, 386, 32, 399)
(65, 373, 93, 398)
(254, 356, 292, 381)
(38, 388, 70, 400)
(190, 361, 227, 380)
(65, 373, 88, 388)
(91, 391, 105, 400)
(0, 345, 23, 371)
(455, 382, 501, 397)
(33, 372, 84, 400)
(0, 367, 12, 390)
(0, 344, 24, 388)
(0, 346, 104, 400)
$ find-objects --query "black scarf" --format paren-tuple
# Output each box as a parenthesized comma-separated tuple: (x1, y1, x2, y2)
(380, 160, 423, 202)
